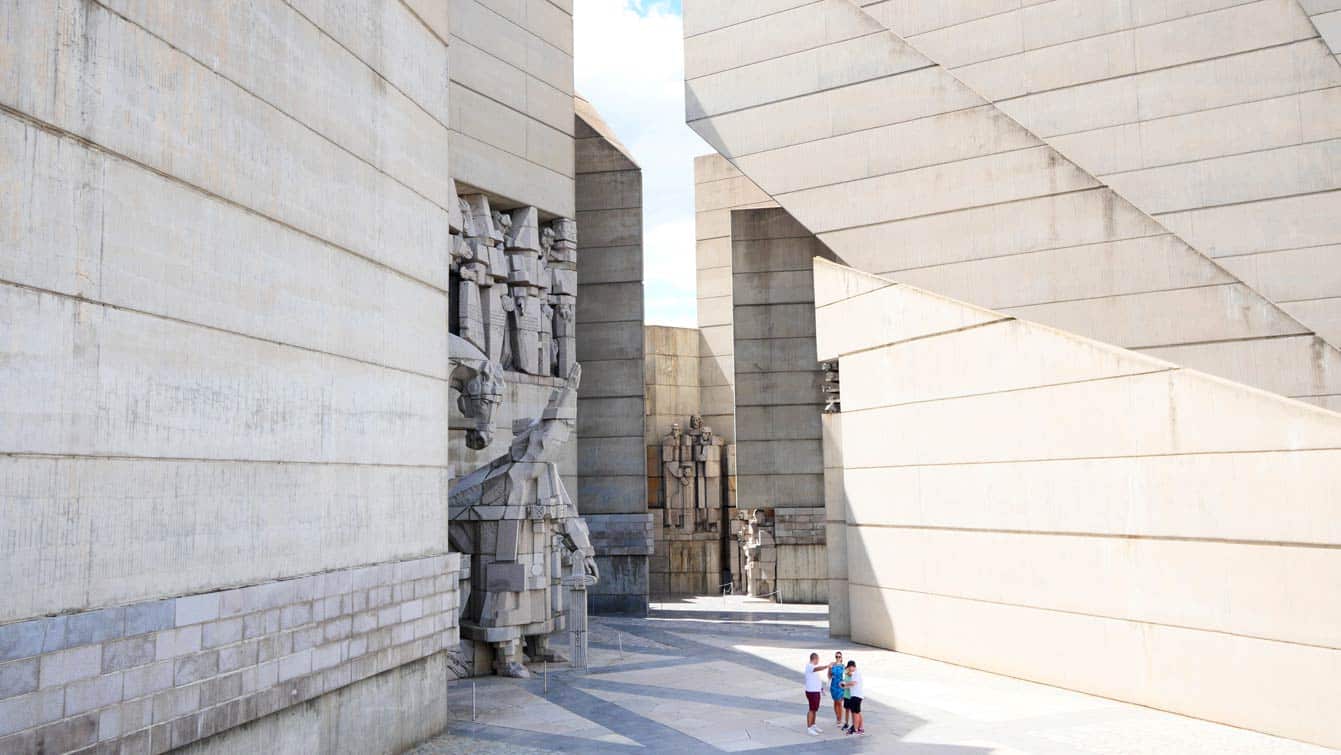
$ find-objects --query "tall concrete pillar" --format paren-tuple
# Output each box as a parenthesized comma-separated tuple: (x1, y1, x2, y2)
(574, 96, 652, 615)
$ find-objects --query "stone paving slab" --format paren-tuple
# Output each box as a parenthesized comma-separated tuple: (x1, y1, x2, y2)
(410, 605, 1338, 755)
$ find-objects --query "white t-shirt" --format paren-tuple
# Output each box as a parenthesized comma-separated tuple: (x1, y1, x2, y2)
(847, 669, 864, 698)
(803, 663, 824, 692)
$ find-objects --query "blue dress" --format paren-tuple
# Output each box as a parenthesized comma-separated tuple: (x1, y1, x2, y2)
(828, 663, 844, 699)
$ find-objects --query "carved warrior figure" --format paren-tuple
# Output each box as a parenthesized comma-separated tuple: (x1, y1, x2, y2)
(660, 415, 724, 534)
(739, 508, 776, 599)
(452, 193, 577, 379)
(454, 195, 511, 366)
(448, 365, 597, 677)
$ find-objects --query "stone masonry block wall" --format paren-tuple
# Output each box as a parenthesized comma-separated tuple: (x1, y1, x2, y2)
(448, 0, 576, 216)
(693, 155, 778, 443)
(642, 326, 719, 598)
(731, 208, 831, 604)
(685, 0, 1341, 412)
(0, 2, 462, 750)
(0, 554, 461, 754)
(575, 96, 650, 615)
(815, 259, 1341, 749)
(822, 413, 849, 637)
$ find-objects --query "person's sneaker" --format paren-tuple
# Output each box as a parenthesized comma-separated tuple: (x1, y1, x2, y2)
(813, 726, 823, 733)
(846, 728, 857, 736)
(807, 726, 820, 736)
(856, 729, 865, 736)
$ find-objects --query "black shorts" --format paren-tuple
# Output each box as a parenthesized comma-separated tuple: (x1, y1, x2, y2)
(848, 696, 863, 714)
(842, 698, 852, 711)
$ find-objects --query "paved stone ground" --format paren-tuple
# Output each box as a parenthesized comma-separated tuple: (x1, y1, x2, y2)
(409, 597, 1336, 754)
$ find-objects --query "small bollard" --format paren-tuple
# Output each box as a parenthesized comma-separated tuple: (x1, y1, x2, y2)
(618, 632, 624, 661)
(544, 660, 548, 693)
(471, 682, 476, 722)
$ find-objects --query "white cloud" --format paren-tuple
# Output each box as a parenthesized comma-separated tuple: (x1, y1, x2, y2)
(574, 0, 712, 328)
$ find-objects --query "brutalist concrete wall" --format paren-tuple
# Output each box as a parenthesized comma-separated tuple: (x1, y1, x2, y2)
(816, 259, 1341, 749)
(447, 0, 575, 216)
(0, 1, 459, 751)
(643, 326, 710, 597)
(730, 208, 833, 603)
(573, 96, 651, 616)
(685, 0, 1341, 411)
(693, 155, 778, 443)
(822, 412, 849, 637)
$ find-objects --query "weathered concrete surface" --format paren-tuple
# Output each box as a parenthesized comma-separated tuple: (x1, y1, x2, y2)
(729, 209, 830, 604)
(0, 1, 460, 751)
(178, 653, 453, 755)
(816, 258, 1341, 749)
(574, 96, 650, 615)
(693, 156, 779, 443)
(684, 0, 1341, 409)
(448, 0, 575, 216)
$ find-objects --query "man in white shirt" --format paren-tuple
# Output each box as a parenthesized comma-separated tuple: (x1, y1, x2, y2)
(803, 652, 827, 735)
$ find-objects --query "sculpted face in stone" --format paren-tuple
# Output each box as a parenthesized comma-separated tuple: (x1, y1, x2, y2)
(690, 415, 704, 431)
(458, 361, 504, 450)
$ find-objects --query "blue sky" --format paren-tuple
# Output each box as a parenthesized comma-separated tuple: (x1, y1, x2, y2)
(575, 0, 709, 328)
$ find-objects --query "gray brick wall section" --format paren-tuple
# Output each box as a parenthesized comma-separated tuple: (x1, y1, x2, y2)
(0, 553, 461, 754)
(774, 509, 825, 546)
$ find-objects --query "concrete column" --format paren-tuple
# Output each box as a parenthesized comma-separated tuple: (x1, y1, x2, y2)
(730, 208, 836, 604)
(575, 97, 651, 615)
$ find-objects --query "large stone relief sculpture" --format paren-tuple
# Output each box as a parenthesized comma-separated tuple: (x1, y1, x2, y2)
(660, 415, 724, 534)
(449, 186, 595, 676)
(450, 191, 578, 379)
(738, 508, 776, 598)
(448, 366, 598, 677)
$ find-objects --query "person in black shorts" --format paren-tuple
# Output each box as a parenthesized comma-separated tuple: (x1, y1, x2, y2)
(841, 660, 864, 735)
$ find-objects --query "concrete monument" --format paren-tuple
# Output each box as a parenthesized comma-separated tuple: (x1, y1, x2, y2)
(739, 508, 776, 599)
(449, 365, 598, 677)
(660, 415, 724, 535)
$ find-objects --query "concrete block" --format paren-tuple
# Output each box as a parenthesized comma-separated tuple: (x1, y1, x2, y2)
(201, 619, 243, 650)
(735, 440, 824, 476)
(576, 282, 643, 324)
(63, 672, 123, 716)
(735, 406, 823, 442)
(174, 651, 219, 687)
(0, 621, 45, 663)
(734, 303, 816, 340)
(687, 32, 926, 121)
(0, 659, 38, 701)
(175, 595, 221, 628)
(122, 660, 173, 702)
(736, 474, 825, 508)
(577, 246, 643, 285)
(785, 147, 1100, 236)
(124, 602, 175, 639)
(39, 645, 102, 689)
(102, 637, 156, 674)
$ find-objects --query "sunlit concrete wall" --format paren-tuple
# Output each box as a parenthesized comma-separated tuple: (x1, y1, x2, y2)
(448, 0, 575, 216)
(815, 259, 1341, 749)
(693, 155, 778, 443)
(853, 0, 1341, 411)
(684, 0, 1341, 410)
(0, 0, 458, 751)
(730, 208, 831, 603)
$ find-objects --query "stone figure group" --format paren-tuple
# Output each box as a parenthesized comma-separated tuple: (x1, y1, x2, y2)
(451, 192, 577, 379)
(660, 415, 725, 534)
(447, 185, 595, 677)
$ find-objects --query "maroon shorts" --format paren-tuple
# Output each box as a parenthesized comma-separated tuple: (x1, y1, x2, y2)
(805, 691, 821, 712)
